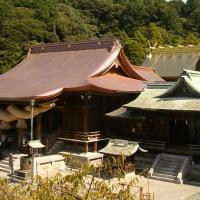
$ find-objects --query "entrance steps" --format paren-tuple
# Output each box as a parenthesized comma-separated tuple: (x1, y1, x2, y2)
(0, 157, 11, 173)
(148, 153, 190, 184)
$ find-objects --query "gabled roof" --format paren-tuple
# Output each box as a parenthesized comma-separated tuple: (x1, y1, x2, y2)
(124, 69, 200, 113)
(0, 38, 162, 102)
(142, 45, 200, 79)
(99, 139, 140, 156)
(160, 69, 200, 98)
(131, 66, 164, 82)
(105, 107, 146, 120)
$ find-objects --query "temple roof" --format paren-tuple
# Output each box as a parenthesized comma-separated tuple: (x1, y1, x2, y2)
(99, 139, 140, 156)
(0, 37, 163, 102)
(131, 66, 163, 82)
(124, 69, 200, 113)
(105, 107, 146, 120)
(142, 45, 200, 80)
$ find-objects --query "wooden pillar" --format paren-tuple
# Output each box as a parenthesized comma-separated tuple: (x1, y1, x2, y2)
(84, 142, 88, 153)
(93, 142, 97, 152)
(36, 115, 42, 140)
(63, 108, 66, 130)
(48, 111, 53, 131)
(63, 95, 67, 130)
(83, 105, 88, 132)
(18, 129, 23, 146)
(197, 120, 200, 144)
(139, 187, 143, 200)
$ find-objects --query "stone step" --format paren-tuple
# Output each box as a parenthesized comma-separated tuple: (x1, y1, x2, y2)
(157, 161, 182, 166)
(160, 155, 185, 159)
(151, 175, 182, 184)
(155, 165, 182, 172)
(158, 159, 183, 165)
(10, 175, 26, 183)
(153, 172, 177, 180)
(0, 163, 10, 169)
(0, 167, 10, 173)
(0, 160, 9, 165)
(155, 164, 181, 171)
(154, 169, 178, 176)
(160, 153, 188, 159)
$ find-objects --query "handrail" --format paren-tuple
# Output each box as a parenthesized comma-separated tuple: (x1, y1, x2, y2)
(177, 157, 190, 182)
(148, 153, 161, 177)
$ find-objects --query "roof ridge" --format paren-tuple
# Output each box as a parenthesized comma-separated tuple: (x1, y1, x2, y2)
(150, 45, 200, 54)
(132, 66, 155, 71)
(30, 37, 120, 54)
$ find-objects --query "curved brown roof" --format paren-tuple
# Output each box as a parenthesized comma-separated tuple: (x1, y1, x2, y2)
(0, 38, 162, 102)
(88, 73, 144, 94)
(131, 66, 164, 82)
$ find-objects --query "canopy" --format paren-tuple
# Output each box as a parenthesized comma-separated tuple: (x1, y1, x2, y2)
(28, 140, 45, 149)
(99, 139, 146, 156)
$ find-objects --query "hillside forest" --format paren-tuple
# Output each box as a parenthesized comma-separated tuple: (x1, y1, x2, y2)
(0, 0, 200, 73)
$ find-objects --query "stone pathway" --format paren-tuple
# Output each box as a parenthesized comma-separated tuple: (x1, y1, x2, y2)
(139, 178, 200, 200)
(184, 192, 200, 200)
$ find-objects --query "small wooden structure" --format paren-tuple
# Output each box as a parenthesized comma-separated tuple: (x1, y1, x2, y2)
(99, 139, 147, 176)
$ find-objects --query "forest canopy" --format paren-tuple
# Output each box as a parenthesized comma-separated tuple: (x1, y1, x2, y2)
(0, 0, 200, 73)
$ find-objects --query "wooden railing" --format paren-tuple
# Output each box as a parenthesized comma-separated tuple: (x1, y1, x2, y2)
(57, 130, 101, 141)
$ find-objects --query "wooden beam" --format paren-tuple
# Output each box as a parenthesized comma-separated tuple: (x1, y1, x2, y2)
(84, 143, 88, 153)
(83, 105, 88, 132)
(93, 142, 97, 152)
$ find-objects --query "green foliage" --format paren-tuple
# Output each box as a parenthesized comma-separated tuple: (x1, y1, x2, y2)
(0, 155, 141, 199)
(0, 0, 200, 72)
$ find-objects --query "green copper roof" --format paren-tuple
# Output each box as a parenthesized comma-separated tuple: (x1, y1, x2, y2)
(143, 46, 200, 78)
(99, 139, 140, 156)
(124, 70, 200, 112)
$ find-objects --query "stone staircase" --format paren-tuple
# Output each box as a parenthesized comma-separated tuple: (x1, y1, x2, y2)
(0, 157, 11, 174)
(148, 153, 190, 184)
(0, 153, 30, 183)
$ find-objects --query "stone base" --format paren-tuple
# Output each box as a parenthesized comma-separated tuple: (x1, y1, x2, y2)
(15, 169, 31, 179)
(59, 151, 103, 167)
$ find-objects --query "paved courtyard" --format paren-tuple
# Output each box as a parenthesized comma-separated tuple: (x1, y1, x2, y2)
(139, 178, 200, 200)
